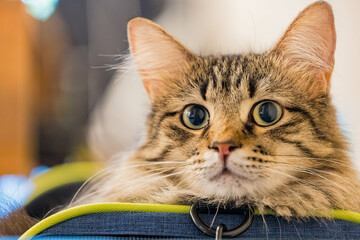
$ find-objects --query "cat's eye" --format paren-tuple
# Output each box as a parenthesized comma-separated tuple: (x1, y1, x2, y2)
(252, 100, 283, 127)
(181, 104, 209, 130)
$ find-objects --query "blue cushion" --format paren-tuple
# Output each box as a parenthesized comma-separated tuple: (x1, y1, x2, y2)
(33, 211, 360, 239)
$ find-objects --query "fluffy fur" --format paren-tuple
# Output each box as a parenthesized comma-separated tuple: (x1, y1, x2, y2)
(75, 2, 360, 218)
(0, 208, 37, 235)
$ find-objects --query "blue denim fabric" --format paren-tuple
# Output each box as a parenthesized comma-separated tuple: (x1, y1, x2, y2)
(34, 211, 360, 239)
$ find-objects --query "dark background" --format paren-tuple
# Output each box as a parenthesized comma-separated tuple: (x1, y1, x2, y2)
(37, 0, 165, 166)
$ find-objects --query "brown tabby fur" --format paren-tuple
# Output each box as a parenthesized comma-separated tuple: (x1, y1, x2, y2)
(0, 208, 38, 235)
(76, 1, 360, 219)
(1, 1, 360, 236)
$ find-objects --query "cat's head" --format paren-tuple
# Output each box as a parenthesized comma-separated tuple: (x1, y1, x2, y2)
(127, 2, 350, 203)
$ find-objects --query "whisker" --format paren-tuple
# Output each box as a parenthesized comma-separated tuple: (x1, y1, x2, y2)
(271, 155, 350, 166)
(265, 168, 314, 188)
(71, 164, 188, 205)
(115, 170, 189, 195)
(260, 213, 269, 240)
(272, 165, 356, 196)
(174, 173, 197, 188)
(286, 156, 348, 163)
(68, 166, 112, 206)
(264, 174, 306, 207)
(71, 169, 188, 205)
(293, 221, 302, 240)
(272, 163, 359, 196)
(209, 203, 220, 229)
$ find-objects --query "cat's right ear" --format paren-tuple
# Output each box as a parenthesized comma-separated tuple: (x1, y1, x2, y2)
(127, 18, 195, 101)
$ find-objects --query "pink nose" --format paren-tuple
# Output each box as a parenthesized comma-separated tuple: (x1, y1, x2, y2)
(211, 142, 239, 162)
(217, 144, 231, 162)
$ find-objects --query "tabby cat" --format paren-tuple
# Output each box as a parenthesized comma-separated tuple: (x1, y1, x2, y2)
(75, 1, 360, 218)
(1, 1, 359, 235)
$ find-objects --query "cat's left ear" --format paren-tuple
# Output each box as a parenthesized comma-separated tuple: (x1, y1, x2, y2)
(272, 2, 336, 95)
(128, 17, 196, 101)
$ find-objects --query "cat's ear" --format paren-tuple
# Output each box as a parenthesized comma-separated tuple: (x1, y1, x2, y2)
(273, 2, 336, 95)
(127, 17, 195, 101)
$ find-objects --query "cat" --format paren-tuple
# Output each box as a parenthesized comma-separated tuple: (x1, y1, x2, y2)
(1, 1, 360, 236)
(76, 1, 360, 217)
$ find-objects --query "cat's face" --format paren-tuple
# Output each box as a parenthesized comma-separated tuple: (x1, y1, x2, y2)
(127, 3, 348, 203)
(144, 53, 342, 201)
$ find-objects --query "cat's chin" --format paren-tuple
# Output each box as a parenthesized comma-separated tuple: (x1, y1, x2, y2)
(198, 173, 258, 199)
(209, 168, 250, 182)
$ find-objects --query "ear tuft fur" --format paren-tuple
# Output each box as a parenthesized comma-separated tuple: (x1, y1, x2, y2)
(273, 1, 336, 94)
(128, 17, 195, 101)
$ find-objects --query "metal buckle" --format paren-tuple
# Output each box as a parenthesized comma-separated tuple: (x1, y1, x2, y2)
(190, 202, 254, 238)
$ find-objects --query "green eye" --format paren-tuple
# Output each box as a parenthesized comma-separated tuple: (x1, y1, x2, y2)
(181, 104, 209, 130)
(252, 100, 283, 126)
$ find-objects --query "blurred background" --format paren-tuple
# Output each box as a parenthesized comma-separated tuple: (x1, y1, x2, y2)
(0, 0, 164, 175)
(0, 0, 359, 177)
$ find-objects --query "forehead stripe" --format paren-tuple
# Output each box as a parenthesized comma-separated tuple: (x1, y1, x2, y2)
(248, 77, 257, 98)
(200, 80, 209, 101)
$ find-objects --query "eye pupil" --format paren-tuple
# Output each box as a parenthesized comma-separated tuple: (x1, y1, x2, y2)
(182, 104, 209, 130)
(187, 106, 206, 126)
(259, 102, 278, 123)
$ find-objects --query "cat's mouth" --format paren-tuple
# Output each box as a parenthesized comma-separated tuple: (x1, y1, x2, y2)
(210, 167, 249, 181)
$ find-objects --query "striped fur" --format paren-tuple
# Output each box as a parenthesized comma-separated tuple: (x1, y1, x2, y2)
(76, 2, 360, 218)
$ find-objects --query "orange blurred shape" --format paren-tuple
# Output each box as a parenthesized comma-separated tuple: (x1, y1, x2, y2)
(0, 0, 36, 175)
